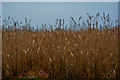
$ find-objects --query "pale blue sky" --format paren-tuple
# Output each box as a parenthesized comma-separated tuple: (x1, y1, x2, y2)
(2, 2, 118, 27)
(2, 0, 120, 2)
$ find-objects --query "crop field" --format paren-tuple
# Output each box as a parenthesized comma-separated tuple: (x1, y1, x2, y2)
(2, 13, 119, 79)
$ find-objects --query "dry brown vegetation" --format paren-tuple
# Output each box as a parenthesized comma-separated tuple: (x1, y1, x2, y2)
(2, 13, 119, 79)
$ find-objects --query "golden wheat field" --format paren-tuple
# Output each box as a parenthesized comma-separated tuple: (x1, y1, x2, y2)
(2, 13, 119, 79)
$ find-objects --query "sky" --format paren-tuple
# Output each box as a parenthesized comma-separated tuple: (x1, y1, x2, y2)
(0, 2, 1, 27)
(1, 0, 120, 2)
(119, 2, 120, 26)
(2, 2, 118, 27)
